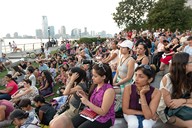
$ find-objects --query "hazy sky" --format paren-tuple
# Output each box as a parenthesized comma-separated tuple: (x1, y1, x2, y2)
(0, 0, 122, 37)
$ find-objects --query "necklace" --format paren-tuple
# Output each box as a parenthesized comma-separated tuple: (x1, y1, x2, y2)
(120, 55, 130, 66)
(136, 88, 141, 104)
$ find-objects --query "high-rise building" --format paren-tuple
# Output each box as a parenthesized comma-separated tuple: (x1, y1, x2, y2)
(6, 33, 11, 38)
(90, 31, 96, 37)
(71, 28, 80, 39)
(14, 32, 19, 38)
(42, 16, 48, 39)
(35, 29, 43, 39)
(60, 26, 66, 36)
(49, 26, 55, 38)
(82, 27, 89, 37)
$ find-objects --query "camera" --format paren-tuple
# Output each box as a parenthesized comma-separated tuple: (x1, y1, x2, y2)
(82, 59, 94, 65)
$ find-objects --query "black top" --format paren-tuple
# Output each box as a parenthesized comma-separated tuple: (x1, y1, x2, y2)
(39, 104, 56, 125)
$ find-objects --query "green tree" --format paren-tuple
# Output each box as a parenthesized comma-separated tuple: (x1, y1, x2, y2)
(113, 0, 155, 30)
(147, 0, 192, 31)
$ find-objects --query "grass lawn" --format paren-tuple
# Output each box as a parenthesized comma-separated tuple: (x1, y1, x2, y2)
(0, 70, 8, 79)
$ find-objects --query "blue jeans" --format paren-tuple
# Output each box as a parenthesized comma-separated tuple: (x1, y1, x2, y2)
(136, 115, 145, 128)
(0, 93, 11, 100)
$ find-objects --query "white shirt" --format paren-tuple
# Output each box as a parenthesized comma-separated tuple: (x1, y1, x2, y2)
(29, 74, 36, 87)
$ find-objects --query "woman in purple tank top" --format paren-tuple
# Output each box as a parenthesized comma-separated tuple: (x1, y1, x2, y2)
(122, 64, 161, 128)
(50, 63, 115, 128)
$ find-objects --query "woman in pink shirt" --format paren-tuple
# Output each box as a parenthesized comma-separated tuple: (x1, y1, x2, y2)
(0, 74, 18, 100)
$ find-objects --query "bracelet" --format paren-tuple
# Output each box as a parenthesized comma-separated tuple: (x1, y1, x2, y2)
(141, 103, 148, 106)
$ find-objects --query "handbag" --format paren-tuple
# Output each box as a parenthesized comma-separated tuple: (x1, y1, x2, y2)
(165, 105, 192, 121)
(56, 95, 71, 115)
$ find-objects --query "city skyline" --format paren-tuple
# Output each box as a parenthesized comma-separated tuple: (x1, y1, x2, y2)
(0, 0, 121, 38)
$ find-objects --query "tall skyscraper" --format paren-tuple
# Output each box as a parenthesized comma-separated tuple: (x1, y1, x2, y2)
(14, 32, 19, 38)
(35, 29, 43, 39)
(60, 26, 66, 36)
(49, 26, 55, 38)
(42, 16, 48, 39)
(71, 28, 80, 39)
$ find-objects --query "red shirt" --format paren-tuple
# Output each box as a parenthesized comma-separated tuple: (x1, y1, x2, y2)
(6, 80, 18, 95)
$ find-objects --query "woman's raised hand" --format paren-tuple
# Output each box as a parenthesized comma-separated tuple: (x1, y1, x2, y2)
(70, 73, 79, 82)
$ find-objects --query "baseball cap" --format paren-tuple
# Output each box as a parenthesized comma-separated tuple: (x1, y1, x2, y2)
(118, 40, 133, 49)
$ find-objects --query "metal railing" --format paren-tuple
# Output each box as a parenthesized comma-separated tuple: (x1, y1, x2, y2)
(2, 42, 42, 53)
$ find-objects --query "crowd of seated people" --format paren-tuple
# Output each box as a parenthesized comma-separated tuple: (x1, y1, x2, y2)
(0, 29, 192, 128)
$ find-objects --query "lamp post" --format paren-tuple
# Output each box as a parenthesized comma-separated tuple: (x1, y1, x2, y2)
(48, 27, 50, 42)
(0, 38, 3, 57)
(79, 29, 81, 39)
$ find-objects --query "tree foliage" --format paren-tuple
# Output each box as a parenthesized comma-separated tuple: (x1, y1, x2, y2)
(147, 0, 192, 31)
(113, 0, 155, 30)
(78, 37, 106, 44)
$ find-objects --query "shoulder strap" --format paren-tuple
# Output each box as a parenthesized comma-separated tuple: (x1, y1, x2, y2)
(21, 122, 41, 127)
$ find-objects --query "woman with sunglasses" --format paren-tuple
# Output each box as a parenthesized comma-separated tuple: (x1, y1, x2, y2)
(122, 64, 161, 128)
(51, 63, 115, 128)
(157, 52, 192, 127)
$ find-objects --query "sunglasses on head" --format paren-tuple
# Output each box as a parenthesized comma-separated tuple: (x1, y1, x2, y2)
(139, 64, 151, 71)
(96, 62, 106, 72)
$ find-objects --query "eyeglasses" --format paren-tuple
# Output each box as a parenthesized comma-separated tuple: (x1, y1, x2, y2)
(139, 64, 151, 71)
(96, 62, 106, 72)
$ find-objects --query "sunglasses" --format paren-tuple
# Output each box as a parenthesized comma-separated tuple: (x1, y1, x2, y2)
(96, 62, 106, 72)
(139, 64, 151, 71)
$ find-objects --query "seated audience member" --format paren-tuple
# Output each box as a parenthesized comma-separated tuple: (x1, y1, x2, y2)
(0, 53, 12, 67)
(38, 60, 49, 73)
(135, 42, 149, 65)
(0, 61, 5, 72)
(12, 41, 22, 52)
(12, 66, 25, 83)
(39, 70, 54, 96)
(25, 67, 36, 87)
(49, 63, 56, 78)
(123, 64, 161, 128)
(159, 38, 180, 71)
(33, 95, 56, 127)
(11, 79, 39, 104)
(183, 36, 192, 55)
(18, 58, 27, 70)
(55, 65, 68, 85)
(18, 98, 40, 122)
(50, 67, 88, 124)
(0, 100, 14, 127)
(0, 74, 18, 100)
(70, 63, 115, 128)
(157, 52, 192, 127)
(113, 40, 135, 94)
(9, 109, 40, 128)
